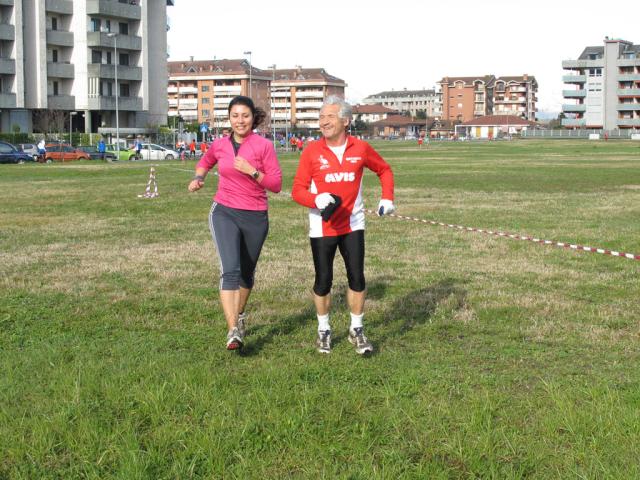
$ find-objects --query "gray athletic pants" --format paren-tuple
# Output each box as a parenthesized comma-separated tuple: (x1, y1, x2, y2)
(208, 202, 269, 290)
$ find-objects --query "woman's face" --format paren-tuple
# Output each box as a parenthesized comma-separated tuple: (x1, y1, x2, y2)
(229, 104, 253, 138)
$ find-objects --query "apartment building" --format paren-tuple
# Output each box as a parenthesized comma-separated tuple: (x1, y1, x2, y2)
(0, 0, 173, 133)
(439, 75, 537, 123)
(362, 88, 440, 117)
(167, 59, 271, 130)
(562, 38, 640, 130)
(270, 67, 345, 131)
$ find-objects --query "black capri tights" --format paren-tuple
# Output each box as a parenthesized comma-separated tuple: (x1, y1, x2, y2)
(310, 230, 365, 296)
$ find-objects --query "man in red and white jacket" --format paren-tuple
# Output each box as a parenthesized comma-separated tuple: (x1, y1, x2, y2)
(292, 96, 395, 355)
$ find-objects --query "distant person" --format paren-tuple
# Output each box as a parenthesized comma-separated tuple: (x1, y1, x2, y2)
(417, 137, 423, 148)
(291, 95, 395, 355)
(188, 96, 282, 350)
(134, 137, 142, 160)
(37, 138, 46, 160)
(189, 139, 196, 159)
(200, 141, 207, 157)
(98, 138, 106, 160)
(297, 137, 304, 153)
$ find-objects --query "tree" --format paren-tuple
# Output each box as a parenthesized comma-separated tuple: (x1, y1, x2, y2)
(415, 110, 427, 120)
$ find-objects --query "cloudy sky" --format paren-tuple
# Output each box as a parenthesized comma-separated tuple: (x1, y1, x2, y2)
(167, 0, 640, 116)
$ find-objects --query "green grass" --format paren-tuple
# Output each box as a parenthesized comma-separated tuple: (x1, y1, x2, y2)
(1, 139, 640, 478)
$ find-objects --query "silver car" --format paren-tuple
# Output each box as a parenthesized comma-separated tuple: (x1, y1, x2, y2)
(18, 143, 39, 160)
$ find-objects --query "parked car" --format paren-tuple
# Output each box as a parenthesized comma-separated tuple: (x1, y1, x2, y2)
(76, 145, 117, 161)
(133, 143, 178, 161)
(105, 144, 133, 162)
(18, 143, 39, 160)
(42, 144, 91, 162)
(0, 141, 35, 164)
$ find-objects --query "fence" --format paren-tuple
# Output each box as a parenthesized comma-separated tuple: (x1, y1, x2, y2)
(522, 129, 640, 139)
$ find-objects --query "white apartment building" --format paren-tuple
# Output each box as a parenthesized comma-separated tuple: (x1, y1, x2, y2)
(0, 0, 173, 133)
(271, 67, 345, 131)
(562, 38, 640, 130)
(362, 88, 441, 117)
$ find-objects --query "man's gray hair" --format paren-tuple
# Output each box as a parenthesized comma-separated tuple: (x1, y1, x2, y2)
(323, 95, 352, 120)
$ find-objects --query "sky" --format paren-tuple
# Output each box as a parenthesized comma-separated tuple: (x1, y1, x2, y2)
(167, 0, 640, 116)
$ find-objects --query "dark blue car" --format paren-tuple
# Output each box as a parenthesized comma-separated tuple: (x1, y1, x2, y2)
(0, 141, 35, 164)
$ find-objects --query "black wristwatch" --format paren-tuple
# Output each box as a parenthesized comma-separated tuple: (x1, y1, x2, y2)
(251, 170, 260, 180)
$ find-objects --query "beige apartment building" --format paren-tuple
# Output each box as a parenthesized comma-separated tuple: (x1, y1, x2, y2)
(270, 67, 345, 131)
(168, 63, 345, 134)
(439, 75, 537, 123)
(167, 59, 271, 131)
(362, 88, 440, 117)
(0, 0, 173, 133)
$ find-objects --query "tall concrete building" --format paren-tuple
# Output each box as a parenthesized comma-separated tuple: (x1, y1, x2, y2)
(0, 0, 173, 134)
(562, 38, 640, 130)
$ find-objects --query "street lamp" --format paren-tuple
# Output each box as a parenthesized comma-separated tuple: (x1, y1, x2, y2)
(243, 51, 252, 97)
(69, 111, 77, 146)
(107, 32, 119, 158)
(268, 64, 276, 144)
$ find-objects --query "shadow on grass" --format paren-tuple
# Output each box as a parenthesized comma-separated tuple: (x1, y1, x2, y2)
(369, 277, 468, 347)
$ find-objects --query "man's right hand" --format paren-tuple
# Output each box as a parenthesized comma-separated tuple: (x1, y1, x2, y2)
(314, 192, 335, 210)
(188, 179, 204, 192)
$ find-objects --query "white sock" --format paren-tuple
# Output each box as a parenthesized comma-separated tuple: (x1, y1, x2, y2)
(317, 313, 330, 332)
(350, 312, 364, 331)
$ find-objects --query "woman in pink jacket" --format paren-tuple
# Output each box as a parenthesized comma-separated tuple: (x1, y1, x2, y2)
(188, 96, 282, 350)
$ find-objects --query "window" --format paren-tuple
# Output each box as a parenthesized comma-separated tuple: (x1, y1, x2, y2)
(91, 18, 101, 32)
(119, 53, 129, 66)
(0, 143, 13, 154)
(202, 97, 209, 104)
(52, 49, 58, 63)
(53, 81, 59, 95)
(106, 51, 111, 64)
(201, 85, 209, 92)
(107, 82, 113, 96)
(119, 22, 129, 35)
(588, 68, 602, 77)
(91, 50, 102, 64)
(202, 110, 210, 117)
(120, 83, 130, 97)
(51, 17, 58, 31)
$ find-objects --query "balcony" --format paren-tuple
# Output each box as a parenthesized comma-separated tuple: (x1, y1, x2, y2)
(87, 32, 142, 51)
(617, 59, 640, 67)
(47, 62, 74, 78)
(271, 91, 290, 98)
(46, 30, 74, 47)
(618, 88, 640, 97)
(618, 118, 640, 126)
(0, 57, 15, 75)
(563, 89, 587, 98)
(167, 86, 177, 93)
(296, 101, 322, 108)
(0, 92, 16, 108)
(562, 59, 603, 69)
(562, 104, 586, 112)
(87, 96, 142, 111)
(561, 118, 586, 127)
(295, 112, 318, 120)
(0, 23, 15, 41)
(178, 86, 197, 94)
(617, 103, 640, 111)
(45, 0, 73, 14)
(214, 85, 241, 93)
(87, 63, 142, 81)
(618, 74, 640, 82)
(86, 0, 141, 20)
(562, 75, 586, 84)
(295, 90, 324, 98)
(47, 94, 75, 110)
(0, 0, 14, 5)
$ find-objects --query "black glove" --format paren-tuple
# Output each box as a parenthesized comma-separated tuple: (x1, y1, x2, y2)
(321, 194, 342, 222)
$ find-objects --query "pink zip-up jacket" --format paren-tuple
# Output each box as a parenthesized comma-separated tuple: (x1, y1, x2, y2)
(197, 133, 282, 211)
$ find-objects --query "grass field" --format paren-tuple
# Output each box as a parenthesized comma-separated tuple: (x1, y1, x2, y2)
(1, 139, 640, 478)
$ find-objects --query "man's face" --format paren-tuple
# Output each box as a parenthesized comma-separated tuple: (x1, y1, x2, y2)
(319, 104, 349, 142)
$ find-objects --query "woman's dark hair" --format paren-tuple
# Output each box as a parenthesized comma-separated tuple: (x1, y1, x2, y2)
(228, 95, 266, 130)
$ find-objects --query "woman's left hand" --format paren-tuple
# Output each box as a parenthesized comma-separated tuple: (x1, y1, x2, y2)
(233, 155, 254, 175)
